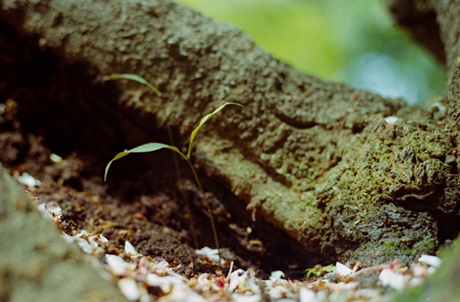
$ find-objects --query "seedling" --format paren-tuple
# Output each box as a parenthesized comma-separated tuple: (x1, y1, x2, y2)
(105, 73, 162, 96)
(105, 74, 198, 248)
(104, 101, 244, 262)
(305, 264, 335, 278)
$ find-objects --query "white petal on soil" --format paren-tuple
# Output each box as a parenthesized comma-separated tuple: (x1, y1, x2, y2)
(76, 230, 89, 238)
(412, 263, 427, 278)
(106, 254, 131, 276)
(418, 255, 441, 268)
(50, 153, 63, 163)
(158, 284, 207, 302)
(336, 262, 352, 277)
(409, 277, 424, 288)
(197, 274, 211, 287)
(328, 281, 359, 290)
(195, 246, 220, 263)
(299, 287, 316, 302)
(17, 172, 42, 187)
(269, 270, 285, 282)
(384, 116, 399, 125)
(61, 233, 75, 244)
(232, 294, 262, 302)
(267, 286, 288, 301)
(427, 267, 437, 275)
(228, 269, 245, 292)
(139, 294, 151, 302)
(146, 273, 185, 287)
(46, 202, 62, 216)
(37, 203, 54, 221)
(125, 240, 138, 255)
(76, 237, 94, 254)
(118, 278, 140, 301)
(90, 234, 109, 245)
(430, 102, 446, 114)
(379, 268, 405, 290)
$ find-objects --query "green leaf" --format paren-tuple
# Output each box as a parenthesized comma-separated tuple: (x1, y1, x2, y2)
(187, 102, 244, 158)
(107, 74, 162, 96)
(321, 264, 336, 273)
(104, 142, 186, 181)
(305, 268, 321, 278)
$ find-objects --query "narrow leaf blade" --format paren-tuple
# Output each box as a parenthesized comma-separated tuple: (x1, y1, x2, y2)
(107, 74, 162, 96)
(187, 102, 244, 158)
(104, 142, 185, 181)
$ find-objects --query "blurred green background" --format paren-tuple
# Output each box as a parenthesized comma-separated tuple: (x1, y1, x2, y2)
(177, 0, 446, 106)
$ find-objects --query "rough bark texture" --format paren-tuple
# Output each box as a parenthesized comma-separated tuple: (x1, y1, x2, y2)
(386, 0, 460, 142)
(0, 0, 459, 288)
(392, 238, 460, 302)
(0, 164, 128, 302)
(1, 0, 459, 265)
(384, 0, 446, 65)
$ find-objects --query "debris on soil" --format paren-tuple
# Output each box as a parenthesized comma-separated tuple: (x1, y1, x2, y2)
(20, 191, 444, 302)
(0, 96, 443, 302)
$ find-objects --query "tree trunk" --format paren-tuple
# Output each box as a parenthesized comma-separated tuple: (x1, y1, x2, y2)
(0, 163, 128, 301)
(0, 0, 459, 285)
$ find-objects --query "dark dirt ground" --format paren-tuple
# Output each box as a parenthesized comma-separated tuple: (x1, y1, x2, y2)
(0, 96, 273, 279)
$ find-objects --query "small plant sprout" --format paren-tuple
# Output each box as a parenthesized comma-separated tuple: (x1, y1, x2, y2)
(105, 73, 198, 248)
(104, 102, 244, 263)
(105, 73, 162, 96)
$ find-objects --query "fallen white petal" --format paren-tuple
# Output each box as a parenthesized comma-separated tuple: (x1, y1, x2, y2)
(228, 269, 245, 292)
(76, 237, 93, 254)
(195, 246, 221, 263)
(412, 263, 427, 278)
(427, 266, 437, 275)
(125, 240, 138, 256)
(37, 203, 53, 221)
(146, 273, 184, 287)
(336, 262, 352, 277)
(106, 254, 131, 276)
(76, 230, 89, 238)
(299, 287, 316, 302)
(328, 281, 359, 291)
(418, 255, 441, 268)
(45, 202, 62, 216)
(17, 172, 42, 187)
(118, 278, 140, 301)
(158, 284, 207, 302)
(409, 277, 424, 288)
(197, 273, 211, 287)
(231, 294, 262, 302)
(139, 294, 151, 302)
(90, 234, 109, 245)
(379, 268, 393, 286)
(430, 102, 446, 114)
(267, 286, 288, 300)
(50, 153, 63, 163)
(379, 268, 405, 290)
(384, 116, 399, 125)
(61, 233, 74, 244)
(269, 270, 285, 282)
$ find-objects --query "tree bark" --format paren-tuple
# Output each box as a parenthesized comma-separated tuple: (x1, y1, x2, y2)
(0, 0, 459, 275)
(0, 164, 128, 301)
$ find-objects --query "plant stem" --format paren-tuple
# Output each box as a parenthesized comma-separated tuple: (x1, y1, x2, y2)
(167, 123, 199, 249)
(186, 158, 221, 263)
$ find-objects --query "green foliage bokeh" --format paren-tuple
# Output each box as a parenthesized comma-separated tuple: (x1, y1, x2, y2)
(178, 0, 446, 105)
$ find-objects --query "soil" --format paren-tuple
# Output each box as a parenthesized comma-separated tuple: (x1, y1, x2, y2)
(0, 96, 270, 278)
